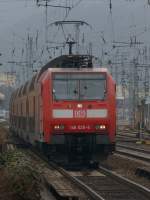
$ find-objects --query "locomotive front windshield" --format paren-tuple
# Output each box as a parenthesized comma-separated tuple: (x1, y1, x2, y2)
(53, 73, 106, 100)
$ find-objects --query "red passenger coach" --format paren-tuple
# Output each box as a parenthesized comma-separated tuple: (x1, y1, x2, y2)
(10, 55, 116, 164)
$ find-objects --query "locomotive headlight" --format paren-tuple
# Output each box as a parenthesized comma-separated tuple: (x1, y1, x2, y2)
(54, 125, 59, 129)
(77, 104, 83, 108)
(100, 125, 106, 129)
(95, 125, 106, 130)
(54, 125, 64, 130)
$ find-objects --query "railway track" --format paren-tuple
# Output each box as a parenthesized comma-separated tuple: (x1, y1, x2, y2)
(3, 124, 150, 200)
(69, 167, 150, 200)
(116, 144, 150, 163)
(117, 132, 137, 137)
(117, 130, 138, 140)
(48, 162, 150, 200)
(27, 148, 150, 200)
(117, 130, 150, 142)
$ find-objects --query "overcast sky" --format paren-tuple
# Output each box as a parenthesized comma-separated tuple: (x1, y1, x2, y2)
(0, 0, 150, 73)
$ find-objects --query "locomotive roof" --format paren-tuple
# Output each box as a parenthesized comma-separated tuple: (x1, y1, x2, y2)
(12, 55, 109, 98)
(44, 54, 92, 68)
(38, 55, 93, 78)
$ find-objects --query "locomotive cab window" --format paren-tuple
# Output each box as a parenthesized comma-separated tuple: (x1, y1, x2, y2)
(52, 73, 106, 101)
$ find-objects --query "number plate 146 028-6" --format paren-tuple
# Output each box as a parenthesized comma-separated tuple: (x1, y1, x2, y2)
(70, 125, 91, 130)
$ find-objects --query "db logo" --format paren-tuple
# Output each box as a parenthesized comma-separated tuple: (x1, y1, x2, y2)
(74, 110, 86, 118)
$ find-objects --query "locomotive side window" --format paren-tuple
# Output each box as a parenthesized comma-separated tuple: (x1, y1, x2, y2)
(53, 73, 106, 100)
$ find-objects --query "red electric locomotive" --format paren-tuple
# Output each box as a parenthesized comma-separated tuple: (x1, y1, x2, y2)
(10, 55, 116, 165)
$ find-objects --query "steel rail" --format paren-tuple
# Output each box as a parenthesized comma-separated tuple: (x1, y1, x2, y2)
(36, 151, 150, 200)
(8, 131, 150, 200)
(21, 147, 150, 200)
(116, 146, 150, 163)
(48, 162, 150, 200)
(99, 166, 150, 199)
(117, 144, 150, 154)
(12, 131, 150, 200)
(115, 150, 150, 163)
(27, 148, 105, 200)
(49, 162, 105, 200)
